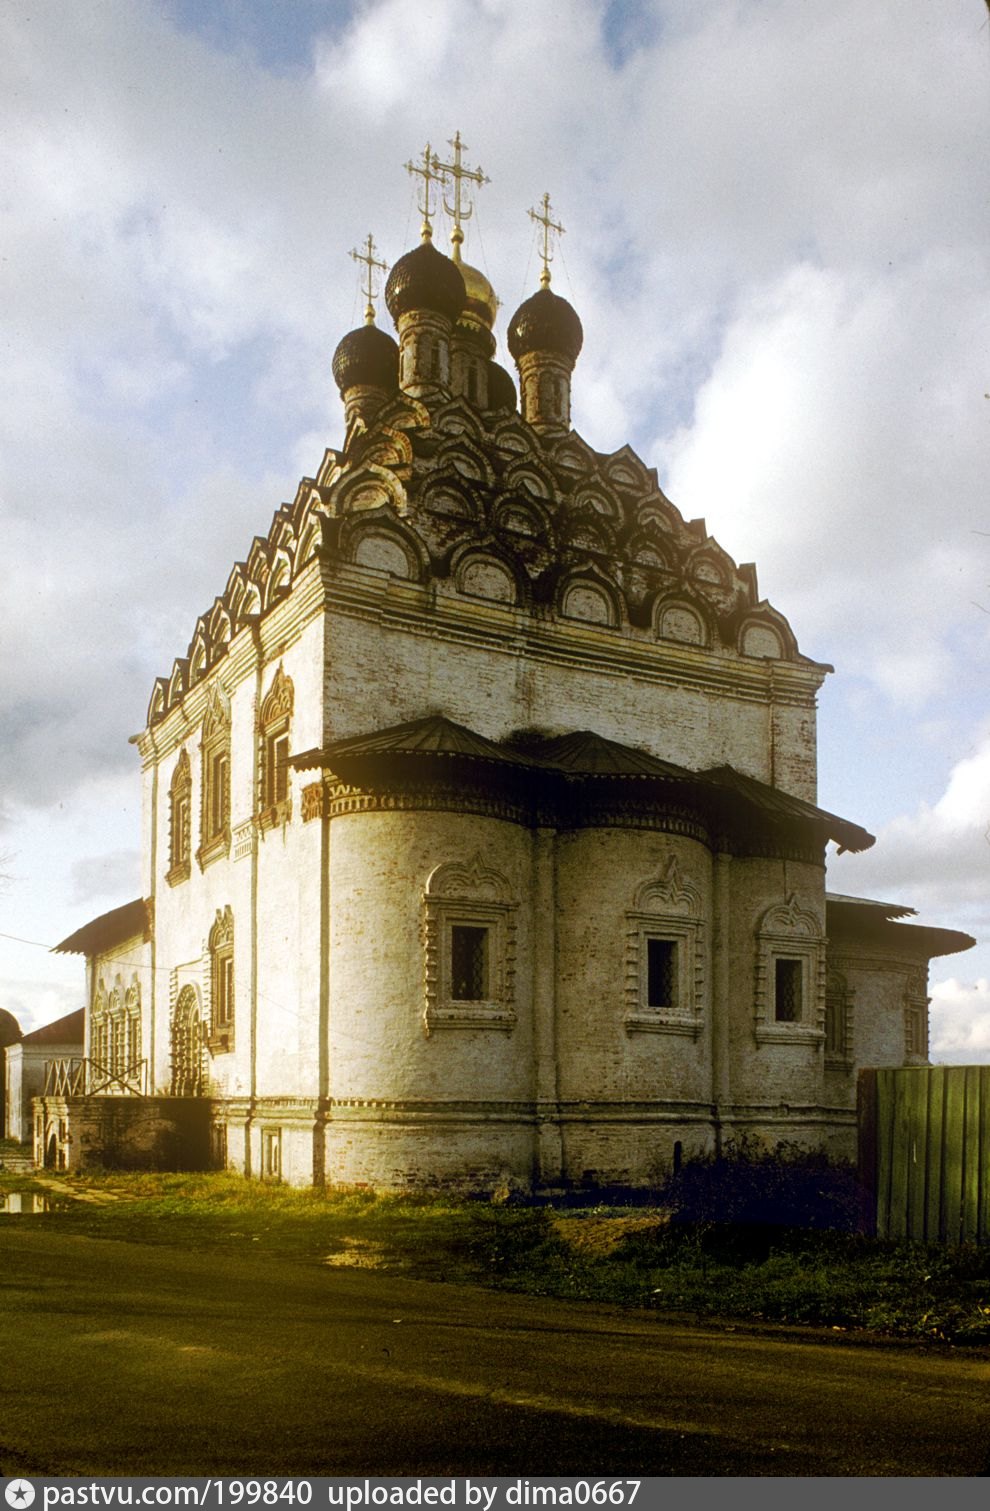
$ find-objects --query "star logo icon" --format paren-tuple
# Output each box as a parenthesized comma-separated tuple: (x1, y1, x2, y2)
(4, 1482, 35, 1509)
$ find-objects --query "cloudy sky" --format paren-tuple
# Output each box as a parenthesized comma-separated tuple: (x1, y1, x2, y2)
(2, 0, 988, 1059)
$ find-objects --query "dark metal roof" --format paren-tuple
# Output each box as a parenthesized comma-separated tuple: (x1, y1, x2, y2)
(20, 1008, 85, 1046)
(521, 729, 695, 780)
(704, 766, 875, 854)
(826, 892, 915, 920)
(293, 715, 533, 771)
(826, 893, 974, 959)
(53, 898, 152, 957)
(293, 716, 874, 854)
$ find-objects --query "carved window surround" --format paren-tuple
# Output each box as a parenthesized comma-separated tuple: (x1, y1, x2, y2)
(207, 905, 235, 1054)
(198, 685, 231, 871)
(196, 828, 231, 871)
(257, 798, 293, 835)
(423, 854, 517, 1035)
(624, 859, 705, 1036)
(824, 967, 855, 1069)
(257, 664, 294, 831)
(754, 893, 825, 1045)
(166, 748, 192, 887)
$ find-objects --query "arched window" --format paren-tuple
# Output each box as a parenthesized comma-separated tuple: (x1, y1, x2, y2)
(198, 686, 231, 869)
(258, 665, 294, 829)
(171, 985, 203, 1096)
(91, 981, 110, 1077)
(208, 906, 235, 1054)
(166, 748, 192, 886)
(124, 976, 143, 1089)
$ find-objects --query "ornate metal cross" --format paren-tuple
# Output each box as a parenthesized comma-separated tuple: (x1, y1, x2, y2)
(349, 234, 388, 325)
(405, 142, 442, 241)
(529, 192, 564, 289)
(433, 131, 489, 258)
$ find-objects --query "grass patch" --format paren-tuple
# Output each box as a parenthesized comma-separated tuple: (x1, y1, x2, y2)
(3, 1163, 989, 1347)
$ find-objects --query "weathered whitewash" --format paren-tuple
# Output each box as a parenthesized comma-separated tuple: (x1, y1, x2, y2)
(43, 186, 973, 1187)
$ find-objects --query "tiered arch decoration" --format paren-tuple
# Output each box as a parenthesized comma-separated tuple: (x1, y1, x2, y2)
(753, 894, 826, 1044)
(207, 906, 235, 1054)
(655, 597, 709, 648)
(738, 605, 796, 660)
(145, 360, 812, 735)
(340, 509, 428, 582)
(624, 857, 706, 1036)
(166, 748, 192, 886)
(422, 854, 517, 1035)
(559, 571, 621, 628)
(257, 664, 294, 830)
(451, 543, 521, 606)
(197, 685, 231, 870)
(170, 984, 204, 1096)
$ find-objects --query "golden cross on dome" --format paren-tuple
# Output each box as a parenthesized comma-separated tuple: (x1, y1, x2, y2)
(433, 131, 489, 263)
(349, 234, 388, 325)
(405, 142, 442, 242)
(529, 192, 564, 289)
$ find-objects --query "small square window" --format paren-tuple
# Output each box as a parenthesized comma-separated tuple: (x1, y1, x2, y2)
(646, 938, 677, 1009)
(775, 958, 803, 1023)
(451, 925, 488, 1001)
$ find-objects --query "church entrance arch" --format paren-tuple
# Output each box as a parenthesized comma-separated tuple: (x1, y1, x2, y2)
(171, 985, 204, 1096)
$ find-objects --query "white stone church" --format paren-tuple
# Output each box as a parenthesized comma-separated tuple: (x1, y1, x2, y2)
(42, 147, 972, 1189)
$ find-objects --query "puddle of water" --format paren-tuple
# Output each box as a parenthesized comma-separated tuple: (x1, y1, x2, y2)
(0, 1191, 53, 1215)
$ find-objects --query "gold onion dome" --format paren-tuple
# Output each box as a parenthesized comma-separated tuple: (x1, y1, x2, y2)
(456, 259, 498, 335)
(507, 286, 583, 363)
(385, 240, 466, 323)
(332, 322, 400, 394)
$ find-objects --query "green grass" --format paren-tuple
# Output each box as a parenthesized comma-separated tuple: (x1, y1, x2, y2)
(3, 1167, 989, 1346)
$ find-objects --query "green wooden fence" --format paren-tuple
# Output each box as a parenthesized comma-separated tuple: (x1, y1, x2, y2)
(859, 1066, 990, 1243)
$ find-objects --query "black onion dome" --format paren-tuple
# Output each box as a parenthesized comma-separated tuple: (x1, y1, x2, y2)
(332, 324, 400, 394)
(487, 361, 517, 412)
(507, 286, 583, 363)
(385, 241, 466, 323)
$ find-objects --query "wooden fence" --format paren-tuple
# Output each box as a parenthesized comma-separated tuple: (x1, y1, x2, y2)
(859, 1065, 990, 1243)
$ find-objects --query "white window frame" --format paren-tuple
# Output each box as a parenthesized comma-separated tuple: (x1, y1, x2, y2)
(423, 855, 517, 1035)
(624, 859, 705, 1037)
(754, 894, 825, 1045)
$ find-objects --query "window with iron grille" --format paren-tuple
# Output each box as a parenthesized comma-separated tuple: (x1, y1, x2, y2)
(775, 958, 803, 1023)
(423, 855, 517, 1034)
(451, 925, 488, 1001)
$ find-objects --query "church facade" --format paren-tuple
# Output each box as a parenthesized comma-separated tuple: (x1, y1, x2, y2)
(45, 151, 972, 1189)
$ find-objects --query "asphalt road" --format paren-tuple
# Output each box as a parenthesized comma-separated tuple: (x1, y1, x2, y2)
(1, 1227, 988, 1477)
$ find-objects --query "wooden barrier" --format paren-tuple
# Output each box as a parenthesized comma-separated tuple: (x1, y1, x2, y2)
(859, 1066, 990, 1243)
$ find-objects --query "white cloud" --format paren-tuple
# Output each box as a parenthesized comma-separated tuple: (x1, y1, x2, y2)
(1, 0, 988, 1031)
(930, 978, 990, 1066)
